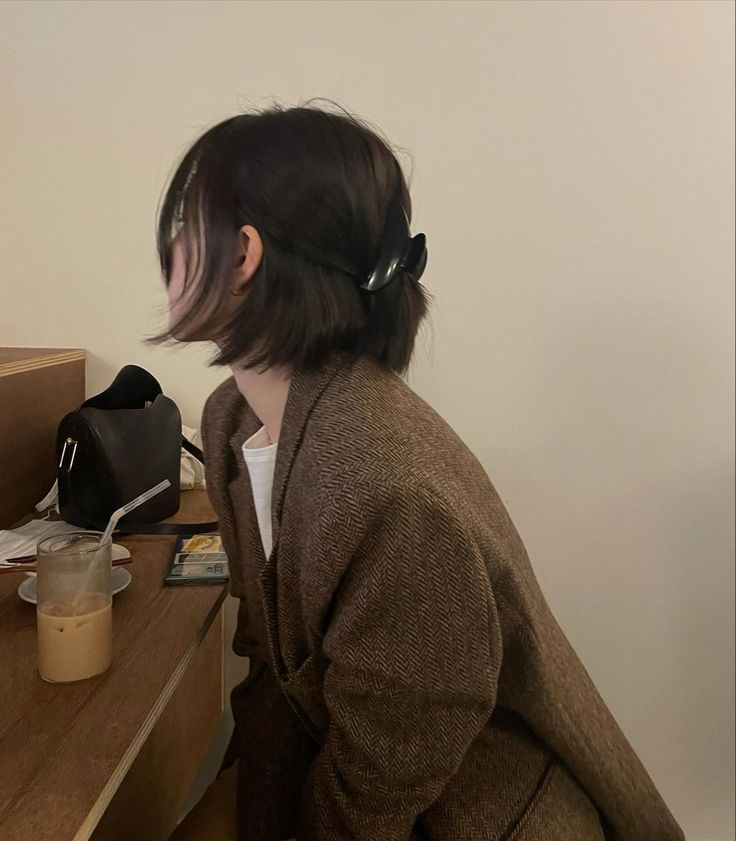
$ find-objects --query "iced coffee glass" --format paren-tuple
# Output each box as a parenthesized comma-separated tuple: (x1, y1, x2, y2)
(36, 531, 113, 683)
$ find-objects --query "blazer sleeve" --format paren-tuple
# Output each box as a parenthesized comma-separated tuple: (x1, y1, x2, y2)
(295, 487, 502, 841)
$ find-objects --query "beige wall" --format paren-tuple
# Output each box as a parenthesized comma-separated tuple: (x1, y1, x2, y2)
(2, 1, 734, 838)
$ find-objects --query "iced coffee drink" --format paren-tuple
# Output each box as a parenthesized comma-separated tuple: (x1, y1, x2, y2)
(37, 593, 112, 682)
(35, 532, 113, 683)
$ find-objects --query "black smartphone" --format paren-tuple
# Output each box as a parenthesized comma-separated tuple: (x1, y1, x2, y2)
(164, 533, 229, 586)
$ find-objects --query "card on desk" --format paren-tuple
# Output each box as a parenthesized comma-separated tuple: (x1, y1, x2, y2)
(164, 534, 229, 586)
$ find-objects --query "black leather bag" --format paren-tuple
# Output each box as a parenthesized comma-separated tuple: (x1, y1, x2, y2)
(56, 365, 217, 534)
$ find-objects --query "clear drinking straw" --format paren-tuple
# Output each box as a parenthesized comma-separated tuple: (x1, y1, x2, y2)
(70, 479, 171, 610)
(99, 479, 171, 547)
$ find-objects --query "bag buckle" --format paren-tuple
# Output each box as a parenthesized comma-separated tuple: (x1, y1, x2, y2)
(59, 437, 78, 472)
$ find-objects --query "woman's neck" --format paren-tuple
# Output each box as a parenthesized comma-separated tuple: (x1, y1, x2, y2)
(230, 361, 293, 444)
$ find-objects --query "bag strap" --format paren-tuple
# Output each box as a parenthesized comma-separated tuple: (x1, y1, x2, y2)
(181, 436, 205, 463)
(113, 519, 218, 536)
(114, 435, 217, 536)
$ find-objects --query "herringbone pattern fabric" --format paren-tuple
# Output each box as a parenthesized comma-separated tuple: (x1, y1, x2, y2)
(201, 351, 684, 841)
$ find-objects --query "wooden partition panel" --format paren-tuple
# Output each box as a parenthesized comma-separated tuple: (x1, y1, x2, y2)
(0, 348, 85, 528)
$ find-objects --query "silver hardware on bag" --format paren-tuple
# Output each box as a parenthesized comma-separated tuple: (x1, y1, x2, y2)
(59, 437, 78, 472)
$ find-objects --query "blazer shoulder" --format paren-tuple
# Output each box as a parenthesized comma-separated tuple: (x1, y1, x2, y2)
(298, 358, 513, 557)
(313, 357, 484, 485)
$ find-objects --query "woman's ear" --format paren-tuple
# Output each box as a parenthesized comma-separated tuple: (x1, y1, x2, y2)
(232, 224, 264, 295)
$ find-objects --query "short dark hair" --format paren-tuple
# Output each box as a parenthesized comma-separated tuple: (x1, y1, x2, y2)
(150, 98, 431, 374)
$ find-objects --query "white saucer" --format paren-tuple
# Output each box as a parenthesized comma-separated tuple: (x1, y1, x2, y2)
(23, 544, 130, 577)
(18, 566, 132, 605)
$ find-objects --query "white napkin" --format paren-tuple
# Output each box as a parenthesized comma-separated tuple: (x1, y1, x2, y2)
(0, 519, 79, 566)
(181, 425, 206, 490)
(0, 520, 132, 569)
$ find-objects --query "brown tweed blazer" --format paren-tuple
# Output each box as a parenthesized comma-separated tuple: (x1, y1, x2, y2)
(200, 351, 684, 841)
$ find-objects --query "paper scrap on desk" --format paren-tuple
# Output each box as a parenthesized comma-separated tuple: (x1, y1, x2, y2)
(0, 520, 79, 566)
(35, 479, 60, 512)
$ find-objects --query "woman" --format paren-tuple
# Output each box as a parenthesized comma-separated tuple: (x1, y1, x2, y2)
(160, 102, 683, 840)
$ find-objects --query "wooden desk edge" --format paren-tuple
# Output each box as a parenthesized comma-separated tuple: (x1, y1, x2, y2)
(72, 586, 228, 841)
(0, 349, 86, 378)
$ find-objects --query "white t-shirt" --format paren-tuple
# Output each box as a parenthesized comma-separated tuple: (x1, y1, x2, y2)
(241, 425, 278, 558)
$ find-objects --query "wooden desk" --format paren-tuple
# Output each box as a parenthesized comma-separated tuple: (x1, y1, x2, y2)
(0, 491, 227, 841)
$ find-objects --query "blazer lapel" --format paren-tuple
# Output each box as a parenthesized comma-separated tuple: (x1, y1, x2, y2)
(250, 352, 350, 682)
(227, 396, 267, 570)
(221, 350, 348, 570)
(220, 352, 350, 680)
(269, 351, 351, 551)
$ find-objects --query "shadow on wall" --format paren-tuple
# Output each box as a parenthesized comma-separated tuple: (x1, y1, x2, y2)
(670, 460, 735, 839)
(526, 300, 735, 840)
(85, 352, 124, 402)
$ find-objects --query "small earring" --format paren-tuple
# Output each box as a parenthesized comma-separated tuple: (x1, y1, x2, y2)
(230, 286, 247, 296)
